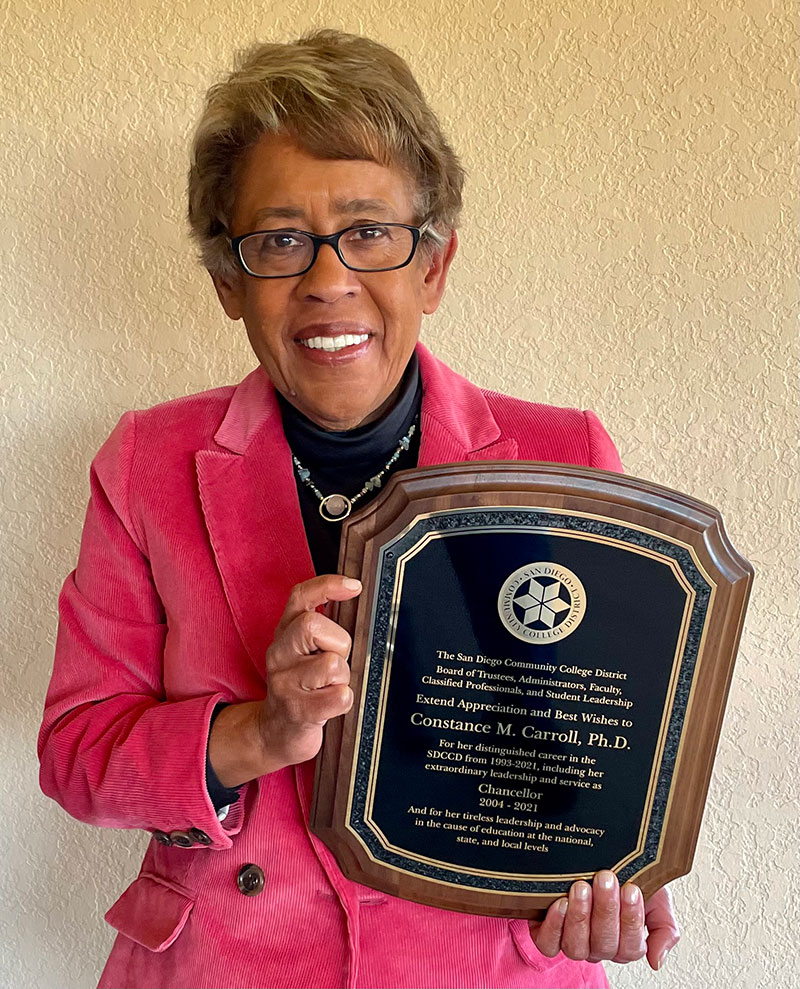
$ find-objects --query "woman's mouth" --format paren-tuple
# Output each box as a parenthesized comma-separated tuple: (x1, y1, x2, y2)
(299, 333, 370, 352)
(294, 324, 374, 364)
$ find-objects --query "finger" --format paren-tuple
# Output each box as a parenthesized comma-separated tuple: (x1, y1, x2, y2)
(561, 881, 592, 960)
(276, 574, 362, 635)
(644, 886, 680, 971)
(530, 898, 568, 958)
(615, 884, 646, 962)
(269, 610, 352, 671)
(588, 871, 620, 962)
(294, 682, 354, 724)
(268, 674, 354, 727)
(295, 652, 350, 691)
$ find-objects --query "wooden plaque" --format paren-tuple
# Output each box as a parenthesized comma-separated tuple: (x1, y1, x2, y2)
(310, 463, 753, 917)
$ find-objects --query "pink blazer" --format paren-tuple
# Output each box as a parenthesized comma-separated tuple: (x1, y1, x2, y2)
(39, 343, 621, 989)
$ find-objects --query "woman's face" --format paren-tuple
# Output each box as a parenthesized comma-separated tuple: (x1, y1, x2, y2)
(213, 132, 457, 430)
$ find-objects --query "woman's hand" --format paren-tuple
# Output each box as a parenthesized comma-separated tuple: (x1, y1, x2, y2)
(530, 873, 679, 971)
(208, 574, 361, 787)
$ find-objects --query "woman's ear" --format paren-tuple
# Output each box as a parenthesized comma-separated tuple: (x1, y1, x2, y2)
(210, 269, 245, 321)
(421, 230, 458, 315)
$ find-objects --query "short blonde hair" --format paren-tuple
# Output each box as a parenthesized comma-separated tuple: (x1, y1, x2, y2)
(188, 29, 466, 276)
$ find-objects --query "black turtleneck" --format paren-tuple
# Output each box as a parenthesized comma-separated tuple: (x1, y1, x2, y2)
(277, 352, 423, 575)
(206, 354, 423, 811)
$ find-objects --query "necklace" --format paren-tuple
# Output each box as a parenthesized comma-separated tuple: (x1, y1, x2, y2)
(292, 416, 419, 522)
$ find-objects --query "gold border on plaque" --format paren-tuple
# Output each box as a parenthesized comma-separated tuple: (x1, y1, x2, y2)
(344, 506, 717, 892)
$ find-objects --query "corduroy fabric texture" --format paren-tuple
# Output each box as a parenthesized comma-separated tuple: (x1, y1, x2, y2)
(39, 343, 619, 989)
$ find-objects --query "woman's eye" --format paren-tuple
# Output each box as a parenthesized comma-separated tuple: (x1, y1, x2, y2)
(349, 225, 390, 241)
(264, 233, 302, 250)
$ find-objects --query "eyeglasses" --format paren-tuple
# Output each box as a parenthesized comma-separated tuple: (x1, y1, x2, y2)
(230, 220, 431, 279)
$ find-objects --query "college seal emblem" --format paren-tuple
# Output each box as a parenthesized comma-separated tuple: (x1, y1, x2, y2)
(497, 562, 586, 644)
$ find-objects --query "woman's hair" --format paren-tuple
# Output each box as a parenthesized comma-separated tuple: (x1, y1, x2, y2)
(188, 29, 466, 277)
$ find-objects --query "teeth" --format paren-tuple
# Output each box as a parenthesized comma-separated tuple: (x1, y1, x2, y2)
(300, 333, 369, 351)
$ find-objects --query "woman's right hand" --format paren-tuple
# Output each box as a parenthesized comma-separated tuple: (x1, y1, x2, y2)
(208, 574, 362, 787)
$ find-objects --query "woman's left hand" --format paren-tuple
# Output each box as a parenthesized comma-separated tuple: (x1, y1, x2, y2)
(530, 873, 680, 971)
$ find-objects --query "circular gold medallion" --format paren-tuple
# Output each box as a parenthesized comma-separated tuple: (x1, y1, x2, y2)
(319, 493, 352, 522)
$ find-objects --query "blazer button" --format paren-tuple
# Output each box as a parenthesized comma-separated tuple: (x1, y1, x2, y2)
(152, 830, 173, 846)
(237, 864, 266, 896)
(189, 828, 212, 845)
(169, 830, 195, 848)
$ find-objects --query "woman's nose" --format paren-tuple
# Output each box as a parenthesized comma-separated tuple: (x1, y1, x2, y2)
(297, 243, 361, 302)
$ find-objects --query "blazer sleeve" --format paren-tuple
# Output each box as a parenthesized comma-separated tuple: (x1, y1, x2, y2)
(584, 410, 624, 473)
(38, 412, 245, 850)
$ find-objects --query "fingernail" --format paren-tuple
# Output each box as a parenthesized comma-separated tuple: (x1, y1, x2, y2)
(597, 870, 615, 891)
(657, 948, 669, 970)
(622, 884, 640, 905)
(572, 882, 590, 901)
(343, 577, 362, 590)
(557, 897, 568, 916)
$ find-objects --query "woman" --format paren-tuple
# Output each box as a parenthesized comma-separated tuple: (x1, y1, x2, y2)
(38, 29, 679, 989)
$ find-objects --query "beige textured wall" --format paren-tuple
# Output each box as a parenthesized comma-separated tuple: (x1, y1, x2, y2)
(2, 1, 797, 987)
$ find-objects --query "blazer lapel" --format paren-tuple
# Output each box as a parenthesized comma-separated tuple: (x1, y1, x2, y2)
(415, 343, 518, 465)
(196, 370, 315, 677)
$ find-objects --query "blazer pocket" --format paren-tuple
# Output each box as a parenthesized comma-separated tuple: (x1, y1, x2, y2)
(508, 918, 550, 971)
(105, 872, 194, 952)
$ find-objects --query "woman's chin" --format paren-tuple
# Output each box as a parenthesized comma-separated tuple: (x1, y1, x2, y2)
(284, 389, 383, 431)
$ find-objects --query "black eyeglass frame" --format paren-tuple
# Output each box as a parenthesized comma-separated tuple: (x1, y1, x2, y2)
(230, 219, 432, 279)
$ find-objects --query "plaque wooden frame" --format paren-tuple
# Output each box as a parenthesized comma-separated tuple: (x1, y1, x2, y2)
(310, 463, 753, 917)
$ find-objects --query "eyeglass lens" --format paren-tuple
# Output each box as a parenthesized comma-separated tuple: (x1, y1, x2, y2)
(238, 225, 416, 276)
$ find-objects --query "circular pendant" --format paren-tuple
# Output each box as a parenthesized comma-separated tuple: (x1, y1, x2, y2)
(319, 493, 352, 522)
